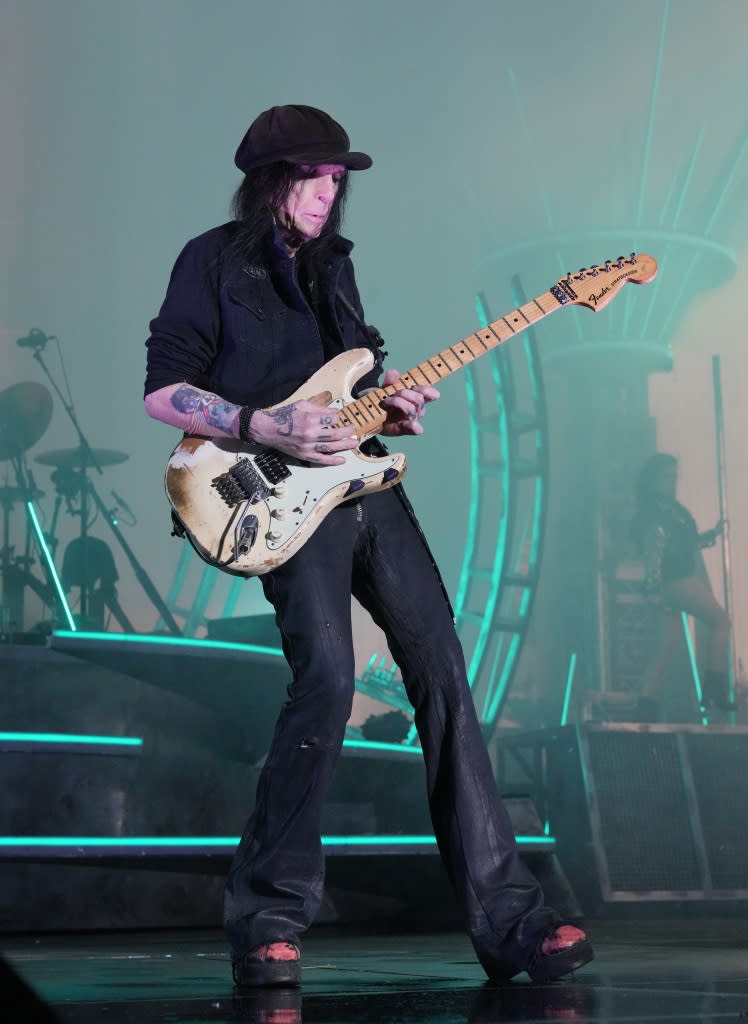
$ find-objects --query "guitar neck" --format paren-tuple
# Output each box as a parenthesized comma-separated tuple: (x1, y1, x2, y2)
(338, 288, 560, 435)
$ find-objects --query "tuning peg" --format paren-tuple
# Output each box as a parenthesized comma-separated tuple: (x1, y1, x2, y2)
(589, 264, 599, 276)
(627, 252, 637, 264)
(576, 267, 587, 280)
(604, 259, 612, 271)
(615, 255, 625, 268)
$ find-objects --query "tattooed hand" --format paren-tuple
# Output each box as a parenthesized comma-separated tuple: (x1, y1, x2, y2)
(250, 401, 358, 466)
(144, 383, 355, 464)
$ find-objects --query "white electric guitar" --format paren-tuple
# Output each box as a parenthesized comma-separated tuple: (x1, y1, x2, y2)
(165, 253, 658, 575)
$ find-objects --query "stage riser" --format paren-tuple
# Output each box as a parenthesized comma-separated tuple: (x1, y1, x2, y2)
(1, 863, 227, 932)
(0, 646, 280, 760)
(1, 852, 578, 934)
(502, 725, 748, 913)
(0, 643, 576, 931)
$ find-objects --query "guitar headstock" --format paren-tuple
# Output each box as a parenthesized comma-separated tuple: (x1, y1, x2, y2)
(551, 253, 658, 312)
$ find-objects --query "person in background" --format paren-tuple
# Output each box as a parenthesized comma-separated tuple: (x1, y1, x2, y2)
(632, 453, 731, 718)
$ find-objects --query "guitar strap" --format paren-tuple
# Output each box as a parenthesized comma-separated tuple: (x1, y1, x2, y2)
(335, 288, 388, 360)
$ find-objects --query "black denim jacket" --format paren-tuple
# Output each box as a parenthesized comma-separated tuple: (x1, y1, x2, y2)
(145, 221, 453, 616)
(145, 221, 384, 405)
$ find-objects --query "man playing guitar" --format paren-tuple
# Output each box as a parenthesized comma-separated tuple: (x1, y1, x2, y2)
(144, 104, 592, 988)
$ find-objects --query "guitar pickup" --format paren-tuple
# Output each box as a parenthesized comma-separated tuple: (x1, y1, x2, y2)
(255, 449, 292, 485)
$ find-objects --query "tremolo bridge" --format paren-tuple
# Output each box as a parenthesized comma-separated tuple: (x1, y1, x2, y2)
(212, 450, 291, 507)
(211, 450, 293, 558)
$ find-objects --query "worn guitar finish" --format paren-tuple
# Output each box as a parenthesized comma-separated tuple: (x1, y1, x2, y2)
(165, 253, 658, 575)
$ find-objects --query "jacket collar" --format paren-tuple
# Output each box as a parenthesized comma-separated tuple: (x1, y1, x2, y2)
(263, 222, 353, 270)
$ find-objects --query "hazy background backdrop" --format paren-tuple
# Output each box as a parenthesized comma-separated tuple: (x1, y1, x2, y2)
(2, 0, 747, 704)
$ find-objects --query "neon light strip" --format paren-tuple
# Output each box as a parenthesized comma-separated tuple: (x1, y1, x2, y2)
(681, 612, 709, 727)
(52, 630, 283, 658)
(453, 300, 490, 619)
(342, 740, 422, 756)
(1, 732, 409, 757)
(0, 834, 555, 849)
(0, 732, 142, 748)
(484, 633, 511, 723)
(467, 344, 510, 692)
(560, 652, 578, 726)
(26, 502, 76, 631)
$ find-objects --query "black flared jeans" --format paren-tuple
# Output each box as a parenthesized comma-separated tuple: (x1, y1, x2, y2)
(224, 488, 558, 976)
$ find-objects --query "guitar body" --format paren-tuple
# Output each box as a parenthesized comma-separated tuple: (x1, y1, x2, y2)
(165, 348, 407, 576)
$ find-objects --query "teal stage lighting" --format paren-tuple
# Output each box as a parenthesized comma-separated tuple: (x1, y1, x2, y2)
(53, 629, 284, 658)
(0, 731, 142, 747)
(0, 833, 556, 850)
(560, 652, 578, 727)
(27, 502, 76, 631)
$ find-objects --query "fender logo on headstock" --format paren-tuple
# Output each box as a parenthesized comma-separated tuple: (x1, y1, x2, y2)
(587, 285, 611, 307)
(587, 267, 636, 307)
(551, 254, 657, 312)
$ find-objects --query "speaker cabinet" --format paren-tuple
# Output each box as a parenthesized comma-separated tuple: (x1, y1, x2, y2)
(499, 724, 748, 910)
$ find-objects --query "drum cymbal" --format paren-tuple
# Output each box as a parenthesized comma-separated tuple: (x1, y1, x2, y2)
(35, 446, 129, 470)
(0, 382, 53, 460)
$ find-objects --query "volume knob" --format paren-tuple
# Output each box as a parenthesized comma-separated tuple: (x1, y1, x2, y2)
(271, 508, 288, 520)
(266, 528, 282, 542)
(272, 483, 288, 498)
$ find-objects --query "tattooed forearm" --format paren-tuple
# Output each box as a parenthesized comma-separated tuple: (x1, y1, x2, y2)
(170, 385, 241, 436)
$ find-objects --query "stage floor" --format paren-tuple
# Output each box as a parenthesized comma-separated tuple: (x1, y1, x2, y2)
(5, 920, 748, 1022)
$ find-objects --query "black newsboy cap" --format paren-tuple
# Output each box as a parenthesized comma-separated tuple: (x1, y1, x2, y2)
(234, 104, 372, 173)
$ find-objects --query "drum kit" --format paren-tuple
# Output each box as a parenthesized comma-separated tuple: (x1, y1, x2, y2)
(1, 334, 180, 637)
(0, 380, 135, 634)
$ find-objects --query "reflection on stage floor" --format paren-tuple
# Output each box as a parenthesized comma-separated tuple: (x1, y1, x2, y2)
(4, 919, 748, 1023)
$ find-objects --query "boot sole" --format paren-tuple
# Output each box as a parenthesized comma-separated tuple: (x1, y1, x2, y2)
(232, 959, 302, 988)
(527, 939, 595, 983)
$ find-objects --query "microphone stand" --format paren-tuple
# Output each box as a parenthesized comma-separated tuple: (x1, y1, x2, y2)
(30, 343, 100, 622)
(85, 479, 180, 636)
(711, 355, 736, 722)
(29, 341, 182, 636)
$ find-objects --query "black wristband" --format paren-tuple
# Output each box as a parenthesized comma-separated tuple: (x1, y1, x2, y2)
(238, 406, 259, 443)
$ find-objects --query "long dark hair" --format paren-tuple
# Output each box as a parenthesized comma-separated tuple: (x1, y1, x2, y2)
(631, 453, 677, 546)
(228, 161, 350, 269)
(635, 453, 677, 512)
